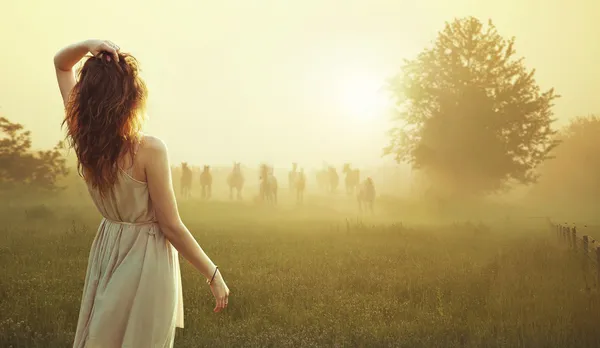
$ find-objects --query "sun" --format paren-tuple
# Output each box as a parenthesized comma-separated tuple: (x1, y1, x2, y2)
(338, 74, 389, 122)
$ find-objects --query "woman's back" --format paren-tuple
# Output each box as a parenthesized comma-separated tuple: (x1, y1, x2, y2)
(74, 139, 184, 348)
(86, 150, 155, 224)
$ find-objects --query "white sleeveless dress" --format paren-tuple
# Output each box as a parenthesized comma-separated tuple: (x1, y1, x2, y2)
(72, 164, 184, 348)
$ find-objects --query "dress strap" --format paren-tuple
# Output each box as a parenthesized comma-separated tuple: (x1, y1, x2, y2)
(125, 135, 143, 176)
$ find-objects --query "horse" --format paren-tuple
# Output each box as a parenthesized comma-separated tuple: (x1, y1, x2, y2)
(328, 166, 339, 193)
(357, 177, 376, 213)
(343, 163, 360, 195)
(295, 168, 306, 204)
(316, 166, 339, 193)
(316, 168, 329, 192)
(227, 162, 244, 200)
(259, 164, 278, 205)
(180, 162, 192, 199)
(199, 165, 212, 200)
(288, 163, 298, 194)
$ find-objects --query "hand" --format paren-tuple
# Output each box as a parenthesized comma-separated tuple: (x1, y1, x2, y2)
(85, 39, 120, 62)
(209, 270, 230, 313)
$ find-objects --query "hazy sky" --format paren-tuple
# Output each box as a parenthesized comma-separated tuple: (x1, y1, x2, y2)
(1, 0, 598, 169)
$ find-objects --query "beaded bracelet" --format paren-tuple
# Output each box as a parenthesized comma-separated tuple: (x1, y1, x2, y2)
(207, 266, 219, 285)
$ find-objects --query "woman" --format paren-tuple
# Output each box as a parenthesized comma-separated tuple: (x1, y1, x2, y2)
(54, 39, 230, 347)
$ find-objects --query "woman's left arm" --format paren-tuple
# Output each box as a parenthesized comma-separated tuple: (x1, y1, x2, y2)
(54, 39, 120, 105)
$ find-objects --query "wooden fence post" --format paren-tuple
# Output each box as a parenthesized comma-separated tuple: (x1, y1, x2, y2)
(559, 224, 563, 243)
(583, 235, 589, 271)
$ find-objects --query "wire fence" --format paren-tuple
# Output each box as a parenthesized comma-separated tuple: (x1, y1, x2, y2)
(549, 220, 600, 285)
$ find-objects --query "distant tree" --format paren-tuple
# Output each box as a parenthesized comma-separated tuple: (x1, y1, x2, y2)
(0, 116, 69, 190)
(529, 115, 600, 204)
(385, 17, 559, 198)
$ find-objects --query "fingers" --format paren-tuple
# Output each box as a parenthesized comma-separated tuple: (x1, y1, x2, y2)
(213, 293, 230, 313)
(101, 41, 120, 62)
(214, 298, 224, 313)
(214, 298, 223, 313)
(108, 41, 120, 51)
(108, 43, 120, 63)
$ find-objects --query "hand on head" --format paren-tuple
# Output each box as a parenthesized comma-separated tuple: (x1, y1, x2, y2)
(86, 39, 121, 62)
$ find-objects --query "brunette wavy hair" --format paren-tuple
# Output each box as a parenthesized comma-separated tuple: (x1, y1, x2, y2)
(63, 52, 148, 195)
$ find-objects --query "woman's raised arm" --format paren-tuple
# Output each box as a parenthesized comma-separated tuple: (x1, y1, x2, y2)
(53, 39, 120, 105)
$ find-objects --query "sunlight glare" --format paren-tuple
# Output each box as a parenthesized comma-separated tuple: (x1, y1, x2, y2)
(338, 74, 389, 122)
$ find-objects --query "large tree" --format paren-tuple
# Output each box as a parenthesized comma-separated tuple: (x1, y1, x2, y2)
(0, 116, 69, 190)
(385, 17, 559, 198)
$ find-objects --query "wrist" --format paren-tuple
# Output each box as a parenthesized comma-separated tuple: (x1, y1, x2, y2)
(213, 269, 223, 283)
(206, 265, 219, 285)
(81, 39, 94, 53)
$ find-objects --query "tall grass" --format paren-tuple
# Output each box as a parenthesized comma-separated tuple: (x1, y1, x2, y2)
(1, 200, 599, 347)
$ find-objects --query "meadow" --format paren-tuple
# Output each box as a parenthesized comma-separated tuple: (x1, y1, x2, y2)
(1, 192, 600, 348)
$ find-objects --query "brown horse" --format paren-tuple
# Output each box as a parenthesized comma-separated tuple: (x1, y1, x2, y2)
(316, 166, 339, 193)
(343, 163, 360, 195)
(328, 166, 339, 193)
(180, 162, 192, 199)
(199, 165, 212, 200)
(316, 168, 329, 192)
(259, 164, 278, 205)
(227, 162, 244, 200)
(288, 162, 298, 194)
(295, 168, 306, 204)
(357, 177, 376, 213)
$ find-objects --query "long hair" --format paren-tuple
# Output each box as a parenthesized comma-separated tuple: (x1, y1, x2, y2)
(63, 52, 148, 195)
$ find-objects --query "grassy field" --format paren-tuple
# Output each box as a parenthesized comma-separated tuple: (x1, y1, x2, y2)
(1, 195, 600, 347)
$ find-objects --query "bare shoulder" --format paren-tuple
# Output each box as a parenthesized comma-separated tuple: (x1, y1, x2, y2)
(139, 134, 168, 156)
(138, 134, 171, 170)
(140, 134, 167, 150)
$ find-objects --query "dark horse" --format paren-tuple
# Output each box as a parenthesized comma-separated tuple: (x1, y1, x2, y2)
(199, 165, 212, 200)
(259, 164, 278, 205)
(357, 177, 376, 213)
(328, 166, 339, 193)
(316, 168, 329, 192)
(288, 163, 298, 194)
(227, 162, 244, 200)
(180, 162, 192, 199)
(343, 163, 360, 195)
(316, 166, 339, 193)
(295, 168, 306, 204)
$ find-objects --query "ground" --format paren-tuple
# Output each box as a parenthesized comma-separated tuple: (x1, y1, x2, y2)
(1, 196, 600, 347)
